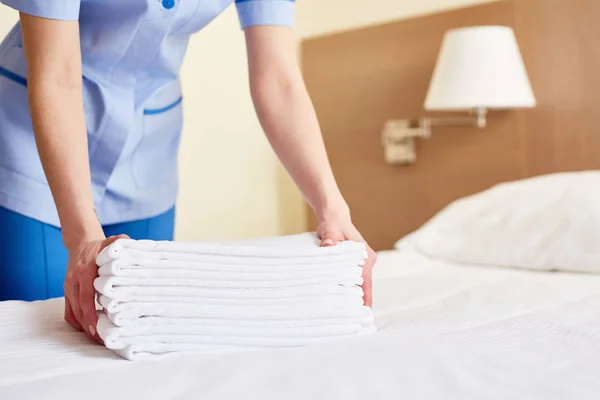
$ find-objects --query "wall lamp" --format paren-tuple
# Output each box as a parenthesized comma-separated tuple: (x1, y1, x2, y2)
(382, 25, 536, 165)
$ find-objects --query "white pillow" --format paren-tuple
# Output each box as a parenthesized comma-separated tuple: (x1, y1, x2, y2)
(395, 171, 600, 273)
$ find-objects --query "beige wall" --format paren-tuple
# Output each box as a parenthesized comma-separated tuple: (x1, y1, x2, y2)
(296, 0, 500, 38)
(0, 7, 18, 38)
(176, 7, 287, 241)
(0, 0, 499, 240)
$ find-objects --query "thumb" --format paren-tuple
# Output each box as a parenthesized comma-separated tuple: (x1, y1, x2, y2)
(320, 231, 344, 247)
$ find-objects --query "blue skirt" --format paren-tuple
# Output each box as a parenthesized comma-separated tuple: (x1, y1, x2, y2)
(0, 206, 175, 301)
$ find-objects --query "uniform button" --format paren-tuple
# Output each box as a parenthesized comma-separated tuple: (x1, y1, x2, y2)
(162, 0, 175, 9)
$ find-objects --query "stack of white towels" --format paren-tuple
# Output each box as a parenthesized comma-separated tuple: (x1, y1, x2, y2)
(94, 233, 375, 360)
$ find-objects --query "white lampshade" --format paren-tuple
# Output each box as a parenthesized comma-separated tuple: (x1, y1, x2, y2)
(424, 26, 536, 111)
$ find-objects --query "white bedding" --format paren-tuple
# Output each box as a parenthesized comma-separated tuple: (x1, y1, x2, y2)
(398, 171, 600, 273)
(1, 249, 600, 400)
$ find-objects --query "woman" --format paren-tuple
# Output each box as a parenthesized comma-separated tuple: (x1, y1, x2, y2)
(0, 0, 376, 341)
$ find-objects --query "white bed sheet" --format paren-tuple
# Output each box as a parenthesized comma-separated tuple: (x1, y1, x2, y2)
(1, 249, 600, 400)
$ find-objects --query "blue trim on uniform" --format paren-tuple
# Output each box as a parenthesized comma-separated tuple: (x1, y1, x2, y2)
(143, 96, 183, 115)
(0, 66, 27, 87)
(0, 206, 176, 301)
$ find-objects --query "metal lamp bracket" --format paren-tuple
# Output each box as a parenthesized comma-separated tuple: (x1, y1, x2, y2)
(382, 108, 488, 165)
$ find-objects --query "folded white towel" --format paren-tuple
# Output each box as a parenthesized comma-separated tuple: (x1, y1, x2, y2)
(98, 292, 365, 313)
(94, 233, 374, 360)
(98, 258, 365, 275)
(106, 301, 370, 327)
(97, 314, 372, 349)
(96, 283, 363, 307)
(96, 233, 367, 266)
(97, 315, 376, 361)
(94, 274, 363, 297)
(108, 332, 376, 361)
(95, 276, 363, 299)
(98, 251, 368, 267)
(100, 297, 365, 322)
(97, 313, 375, 329)
(112, 342, 254, 361)
(97, 261, 363, 281)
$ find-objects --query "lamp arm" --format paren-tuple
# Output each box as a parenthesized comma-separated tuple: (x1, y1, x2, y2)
(420, 107, 488, 137)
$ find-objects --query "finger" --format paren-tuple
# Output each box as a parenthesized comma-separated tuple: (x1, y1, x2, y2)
(320, 231, 345, 247)
(72, 298, 86, 332)
(361, 248, 377, 307)
(102, 234, 130, 249)
(71, 265, 88, 331)
(341, 228, 375, 306)
(79, 262, 102, 343)
(362, 268, 373, 307)
(64, 268, 85, 332)
(64, 295, 84, 332)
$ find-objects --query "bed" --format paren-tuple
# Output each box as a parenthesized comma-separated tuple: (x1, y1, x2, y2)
(1, 247, 600, 399)
(2, 172, 600, 400)
(2, 0, 600, 396)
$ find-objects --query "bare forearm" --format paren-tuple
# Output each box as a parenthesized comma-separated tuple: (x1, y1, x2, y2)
(28, 81, 102, 248)
(245, 27, 348, 221)
(21, 14, 102, 250)
(251, 76, 348, 220)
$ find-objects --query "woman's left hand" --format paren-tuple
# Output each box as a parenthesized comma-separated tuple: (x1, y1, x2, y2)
(317, 218, 377, 307)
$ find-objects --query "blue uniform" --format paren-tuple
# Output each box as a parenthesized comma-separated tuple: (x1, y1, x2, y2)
(0, 0, 295, 301)
(0, 206, 176, 301)
(0, 0, 295, 226)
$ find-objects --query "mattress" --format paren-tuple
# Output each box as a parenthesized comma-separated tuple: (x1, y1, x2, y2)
(1, 249, 600, 400)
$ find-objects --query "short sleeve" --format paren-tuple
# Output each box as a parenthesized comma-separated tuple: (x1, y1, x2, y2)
(0, 0, 81, 21)
(235, 0, 295, 29)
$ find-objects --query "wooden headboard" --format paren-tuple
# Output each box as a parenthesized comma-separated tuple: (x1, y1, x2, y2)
(302, 0, 600, 250)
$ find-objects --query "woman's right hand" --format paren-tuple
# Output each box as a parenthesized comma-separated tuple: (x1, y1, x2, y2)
(63, 234, 129, 342)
